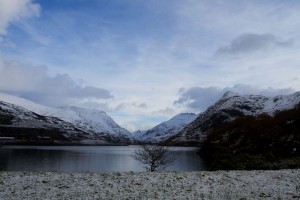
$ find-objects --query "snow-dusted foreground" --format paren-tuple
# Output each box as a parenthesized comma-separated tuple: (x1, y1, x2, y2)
(0, 170, 299, 199)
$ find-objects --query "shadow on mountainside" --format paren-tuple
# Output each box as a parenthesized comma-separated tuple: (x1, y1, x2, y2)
(200, 103, 300, 170)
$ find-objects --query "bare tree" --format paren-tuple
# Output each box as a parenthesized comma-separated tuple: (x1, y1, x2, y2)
(132, 144, 175, 172)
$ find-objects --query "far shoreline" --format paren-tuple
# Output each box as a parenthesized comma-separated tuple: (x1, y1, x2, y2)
(0, 143, 201, 147)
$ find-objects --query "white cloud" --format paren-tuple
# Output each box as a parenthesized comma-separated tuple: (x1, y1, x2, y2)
(0, 59, 113, 106)
(174, 86, 222, 112)
(216, 33, 293, 56)
(152, 107, 176, 116)
(0, 0, 40, 35)
(174, 84, 295, 113)
(178, 1, 300, 37)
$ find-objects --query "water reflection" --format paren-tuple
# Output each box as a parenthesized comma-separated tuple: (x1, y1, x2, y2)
(0, 146, 206, 172)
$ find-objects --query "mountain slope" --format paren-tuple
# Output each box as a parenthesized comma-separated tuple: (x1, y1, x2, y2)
(200, 103, 300, 170)
(47, 106, 131, 137)
(133, 113, 197, 143)
(168, 91, 300, 145)
(0, 92, 132, 143)
(0, 101, 106, 144)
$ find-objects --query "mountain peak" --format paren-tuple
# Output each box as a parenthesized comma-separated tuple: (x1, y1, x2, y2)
(222, 91, 240, 98)
(169, 113, 197, 120)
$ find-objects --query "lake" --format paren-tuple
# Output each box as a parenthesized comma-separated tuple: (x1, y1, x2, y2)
(0, 145, 207, 172)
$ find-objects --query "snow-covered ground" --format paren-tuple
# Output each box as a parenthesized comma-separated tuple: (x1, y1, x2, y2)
(0, 170, 299, 199)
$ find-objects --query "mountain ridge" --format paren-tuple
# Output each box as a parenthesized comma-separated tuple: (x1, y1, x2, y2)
(167, 91, 300, 145)
(0, 100, 100, 144)
(0, 92, 132, 144)
(1, 91, 300, 145)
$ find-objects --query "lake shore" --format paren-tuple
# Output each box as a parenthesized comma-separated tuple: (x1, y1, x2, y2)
(0, 169, 299, 199)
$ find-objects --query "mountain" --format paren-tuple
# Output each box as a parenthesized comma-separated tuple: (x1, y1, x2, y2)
(0, 101, 105, 144)
(45, 106, 131, 138)
(132, 130, 146, 140)
(133, 113, 197, 143)
(0, 92, 131, 144)
(167, 91, 300, 145)
(200, 103, 300, 170)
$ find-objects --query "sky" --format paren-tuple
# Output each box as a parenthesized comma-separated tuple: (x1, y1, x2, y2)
(0, 0, 300, 131)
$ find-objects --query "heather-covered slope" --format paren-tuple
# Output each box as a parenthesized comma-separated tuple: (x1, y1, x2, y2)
(200, 103, 300, 170)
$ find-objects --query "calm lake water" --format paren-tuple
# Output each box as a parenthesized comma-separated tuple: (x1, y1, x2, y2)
(0, 145, 207, 172)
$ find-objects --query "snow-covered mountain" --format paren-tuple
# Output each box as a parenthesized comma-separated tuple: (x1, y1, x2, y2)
(133, 113, 197, 143)
(45, 106, 131, 137)
(0, 92, 131, 144)
(0, 101, 102, 144)
(168, 91, 300, 145)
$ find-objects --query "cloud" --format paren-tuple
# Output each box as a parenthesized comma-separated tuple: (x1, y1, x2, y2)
(216, 33, 293, 56)
(75, 101, 113, 112)
(138, 103, 147, 108)
(152, 107, 176, 116)
(174, 86, 222, 112)
(174, 84, 295, 112)
(0, 59, 113, 106)
(0, 0, 40, 36)
(114, 102, 148, 111)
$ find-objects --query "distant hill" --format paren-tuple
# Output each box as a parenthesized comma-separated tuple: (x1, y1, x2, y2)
(133, 113, 197, 143)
